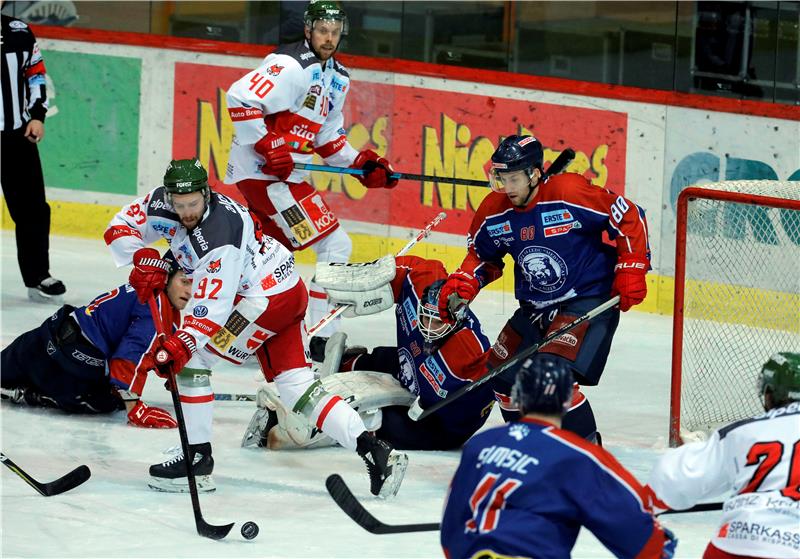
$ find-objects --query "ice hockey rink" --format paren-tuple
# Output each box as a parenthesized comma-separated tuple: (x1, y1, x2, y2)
(1, 233, 727, 558)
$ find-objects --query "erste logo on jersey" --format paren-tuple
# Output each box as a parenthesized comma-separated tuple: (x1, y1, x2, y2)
(487, 221, 512, 237)
(518, 246, 568, 293)
(541, 208, 582, 237)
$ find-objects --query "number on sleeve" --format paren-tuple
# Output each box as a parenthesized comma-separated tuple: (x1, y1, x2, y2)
(248, 74, 274, 99)
(609, 196, 630, 224)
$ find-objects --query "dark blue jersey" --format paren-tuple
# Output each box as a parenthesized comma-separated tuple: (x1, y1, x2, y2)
(461, 173, 650, 308)
(392, 257, 494, 427)
(441, 418, 669, 559)
(73, 285, 171, 394)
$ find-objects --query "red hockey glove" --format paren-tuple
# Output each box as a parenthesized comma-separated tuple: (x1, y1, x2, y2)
(127, 400, 177, 429)
(437, 271, 480, 324)
(611, 254, 649, 312)
(255, 132, 294, 181)
(129, 248, 170, 304)
(153, 331, 196, 377)
(352, 149, 398, 189)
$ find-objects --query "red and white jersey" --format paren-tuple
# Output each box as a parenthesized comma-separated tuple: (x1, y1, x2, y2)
(648, 402, 800, 559)
(104, 187, 299, 351)
(225, 40, 358, 184)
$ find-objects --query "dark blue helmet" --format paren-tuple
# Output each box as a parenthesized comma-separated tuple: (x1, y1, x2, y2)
(417, 279, 459, 342)
(491, 135, 544, 174)
(511, 354, 573, 415)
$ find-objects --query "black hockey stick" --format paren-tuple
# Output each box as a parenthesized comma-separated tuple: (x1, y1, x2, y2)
(326, 474, 440, 534)
(408, 295, 620, 421)
(148, 296, 234, 541)
(296, 148, 575, 188)
(660, 502, 723, 515)
(326, 472, 721, 536)
(1, 452, 90, 496)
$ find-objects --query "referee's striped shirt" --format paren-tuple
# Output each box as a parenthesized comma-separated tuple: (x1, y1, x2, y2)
(1, 14, 48, 132)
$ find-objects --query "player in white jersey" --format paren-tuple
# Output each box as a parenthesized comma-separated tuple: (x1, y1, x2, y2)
(225, 0, 398, 348)
(104, 158, 407, 498)
(648, 352, 800, 559)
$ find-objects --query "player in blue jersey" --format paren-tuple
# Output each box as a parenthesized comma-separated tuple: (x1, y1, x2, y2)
(321, 255, 495, 450)
(441, 354, 677, 559)
(438, 135, 651, 442)
(0, 255, 191, 428)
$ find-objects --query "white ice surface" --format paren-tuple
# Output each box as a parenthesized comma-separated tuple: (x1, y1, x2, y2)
(1, 233, 724, 558)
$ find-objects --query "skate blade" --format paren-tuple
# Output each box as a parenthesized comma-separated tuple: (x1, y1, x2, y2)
(27, 289, 64, 305)
(377, 452, 408, 499)
(147, 474, 216, 493)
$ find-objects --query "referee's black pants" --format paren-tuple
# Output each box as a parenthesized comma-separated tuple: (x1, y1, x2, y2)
(1, 126, 52, 287)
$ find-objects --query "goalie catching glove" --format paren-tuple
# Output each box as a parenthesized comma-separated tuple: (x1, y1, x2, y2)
(313, 255, 396, 317)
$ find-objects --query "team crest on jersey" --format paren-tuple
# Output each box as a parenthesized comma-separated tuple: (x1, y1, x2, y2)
(397, 348, 419, 395)
(266, 64, 284, 76)
(518, 246, 568, 293)
(206, 259, 222, 273)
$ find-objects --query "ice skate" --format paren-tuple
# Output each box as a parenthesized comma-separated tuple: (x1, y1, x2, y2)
(27, 277, 66, 305)
(241, 407, 279, 448)
(356, 432, 408, 499)
(148, 443, 215, 493)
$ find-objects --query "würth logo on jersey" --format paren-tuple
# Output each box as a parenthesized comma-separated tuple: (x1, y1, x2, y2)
(228, 107, 261, 122)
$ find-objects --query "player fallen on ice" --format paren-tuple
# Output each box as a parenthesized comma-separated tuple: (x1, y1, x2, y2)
(243, 256, 495, 451)
(648, 352, 800, 559)
(438, 135, 651, 443)
(441, 354, 677, 559)
(1, 253, 190, 428)
(225, 0, 399, 354)
(104, 158, 407, 497)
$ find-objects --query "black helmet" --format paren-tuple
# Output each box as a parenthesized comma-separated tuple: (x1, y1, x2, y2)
(489, 135, 544, 193)
(511, 354, 573, 416)
(417, 280, 459, 342)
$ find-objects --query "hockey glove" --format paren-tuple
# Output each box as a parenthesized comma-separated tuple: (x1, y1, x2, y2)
(127, 400, 177, 429)
(255, 132, 294, 181)
(352, 149, 398, 189)
(152, 330, 197, 377)
(661, 526, 678, 559)
(130, 248, 170, 304)
(437, 271, 480, 324)
(611, 254, 649, 312)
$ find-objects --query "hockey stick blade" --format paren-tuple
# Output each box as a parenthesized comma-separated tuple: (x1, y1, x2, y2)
(1, 452, 91, 496)
(325, 474, 439, 534)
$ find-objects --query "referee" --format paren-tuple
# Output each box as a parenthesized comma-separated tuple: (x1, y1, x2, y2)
(1, 13, 65, 302)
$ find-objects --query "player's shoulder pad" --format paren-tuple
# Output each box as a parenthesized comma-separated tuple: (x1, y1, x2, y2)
(331, 57, 350, 78)
(273, 40, 320, 70)
(147, 187, 179, 220)
(473, 191, 514, 224)
(543, 172, 592, 193)
(189, 193, 245, 256)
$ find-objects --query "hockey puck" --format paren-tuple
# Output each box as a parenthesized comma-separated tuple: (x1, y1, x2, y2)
(241, 521, 259, 540)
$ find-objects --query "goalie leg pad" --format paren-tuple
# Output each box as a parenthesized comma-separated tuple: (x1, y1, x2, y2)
(313, 255, 396, 292)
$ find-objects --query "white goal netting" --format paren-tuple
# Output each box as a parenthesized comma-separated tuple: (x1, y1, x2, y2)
(674, 180, 800, 441)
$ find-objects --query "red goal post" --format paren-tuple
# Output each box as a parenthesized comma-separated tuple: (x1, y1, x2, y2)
(670, 180, 800, 447)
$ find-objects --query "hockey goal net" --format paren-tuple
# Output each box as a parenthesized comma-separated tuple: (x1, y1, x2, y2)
(670, 180, 800, 446)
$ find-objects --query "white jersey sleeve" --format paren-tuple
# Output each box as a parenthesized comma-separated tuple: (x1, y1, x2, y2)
(104, 188, 170, 267)
(225, 55, 307, 148)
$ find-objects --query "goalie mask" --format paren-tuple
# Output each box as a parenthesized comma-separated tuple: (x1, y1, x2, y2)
(417, 280, 459, 343)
